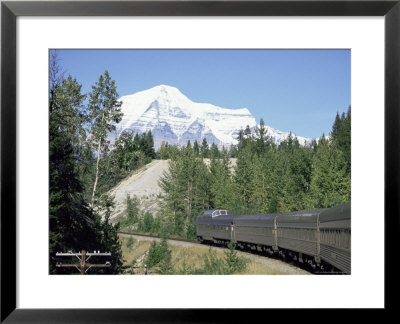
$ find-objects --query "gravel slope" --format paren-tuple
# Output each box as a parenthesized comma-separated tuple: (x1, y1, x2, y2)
(107, 158, 237, 222)
(108, 160, 170, 220)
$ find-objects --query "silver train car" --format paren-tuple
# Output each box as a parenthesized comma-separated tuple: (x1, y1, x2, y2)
(196, 203, 351, 274)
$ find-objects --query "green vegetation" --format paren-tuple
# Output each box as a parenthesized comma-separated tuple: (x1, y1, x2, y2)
(155, 111, 351, 240)
(120, 194, 140, 228)
(126, 236, 135, 250)
(177, 243, 247, 275)
(50, 49, 350, 274)
(145, 239, 172, 274)
(119, 234, 302, 275)
(224, 242, 247, 274)
(142, 239, 247, 275)
(49, 52, 154, 274)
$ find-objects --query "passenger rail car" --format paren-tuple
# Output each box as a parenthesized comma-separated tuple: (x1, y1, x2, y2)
(196, 210, 234, 244)
(196, 203, 351, 274)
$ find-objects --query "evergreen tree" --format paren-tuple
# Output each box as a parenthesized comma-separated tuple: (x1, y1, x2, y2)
(331, 106, 351, 172)
(209, 152, 235, 210)
(49, 50, 65, 107)
(159, 152, 186, 235)
(228, 144, 238, 158)
(331, 112, 341, 140)
(193, 140, 200, 156)
(114, 130, 137, 172)
(126, 194, 140, 224)
(237, 129, 245, 151)
(276, 135, 312, 212)
(139, 212, 154, 233)
(159, 145, 213, 238)
(255, 118, 268, 155)
(200, 138, 209, 158)
(233, 145, 254, 213)
(210, 143, 220, 159)
(95, 193, 124, 274)
(224, 242, 246, 274)
(51, 75, 87, 145)
(49, 60, 124, 274)
(157, 141, 169, 160)
(248, 151, 278, 213)
(308, 137, 350, 208)
(49, 119, 97, 273)
(145, 130, 156, 159)
(244, 125, 252, 137)
(49, 67, 96, 273)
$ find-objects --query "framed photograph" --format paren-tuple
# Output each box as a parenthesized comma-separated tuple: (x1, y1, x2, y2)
(1, 0, 398, 322)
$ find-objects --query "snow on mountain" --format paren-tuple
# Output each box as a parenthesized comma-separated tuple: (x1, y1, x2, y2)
(113, 85, 312, 149)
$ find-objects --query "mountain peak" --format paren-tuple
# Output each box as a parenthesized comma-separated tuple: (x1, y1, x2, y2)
(154, 84, 178, 91)
(145, 84, 186, 98)
(115, 86, 311, 149)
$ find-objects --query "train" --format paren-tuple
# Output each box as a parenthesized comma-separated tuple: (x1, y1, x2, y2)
(196, 202, 351, 274)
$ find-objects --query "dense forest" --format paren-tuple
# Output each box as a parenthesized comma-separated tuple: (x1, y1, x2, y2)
(151, 110, 351, 240)
(49, 53, 155, 273)
(49, 51, 350, 273)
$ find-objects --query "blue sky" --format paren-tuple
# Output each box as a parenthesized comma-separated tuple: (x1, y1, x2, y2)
(54, 49, 350, 139)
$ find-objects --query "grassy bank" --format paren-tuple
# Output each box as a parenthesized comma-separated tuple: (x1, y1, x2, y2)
(119, 234, 309, 275)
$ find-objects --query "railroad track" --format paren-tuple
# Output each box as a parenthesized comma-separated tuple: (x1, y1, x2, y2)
(117, 231, 197, 244)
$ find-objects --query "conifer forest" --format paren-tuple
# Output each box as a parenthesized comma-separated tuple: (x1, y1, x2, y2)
(49, 53, 351, 274)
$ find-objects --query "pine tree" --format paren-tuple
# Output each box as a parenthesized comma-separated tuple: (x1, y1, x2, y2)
(193, 140, 200, 156)
(209, 151, 235, 210)
(308, 137, 350, 208)
(159, 152, 186, 235)
(249, 152, 277, 213)
(49, 120, 97, 273)
(233, 145, 254, 212)
(157, 141, 169, 160)
(200, 138, 209, 158)
(331, 112, 342, 140)
(276, 135, 312, 212)
(126, 194, 140, 224)
(145, 130, 156, 159)
(49, 60, 124, 274)
(244, 125, 252, 137)
(49, 69, 97, 273)
(332, 106, 351, 172)
(210, 143, 220, 159)
(49, 50, 65, 108)
(255, 118, 268, 155)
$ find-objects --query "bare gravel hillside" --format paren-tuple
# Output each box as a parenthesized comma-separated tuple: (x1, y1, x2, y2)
(107, 160, 170, 221)
(107, 158, 237, 223)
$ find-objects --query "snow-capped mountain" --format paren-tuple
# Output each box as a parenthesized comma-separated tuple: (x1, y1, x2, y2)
(113, 85, 311, 149)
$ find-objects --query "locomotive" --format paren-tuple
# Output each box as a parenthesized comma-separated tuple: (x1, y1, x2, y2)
(196, 202, 351, 274)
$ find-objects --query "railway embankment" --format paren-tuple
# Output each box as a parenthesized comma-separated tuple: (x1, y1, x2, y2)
(119, 233, 310, 275)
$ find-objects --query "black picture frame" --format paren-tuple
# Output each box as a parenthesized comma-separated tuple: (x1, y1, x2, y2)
(1, 0, 398, 322)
